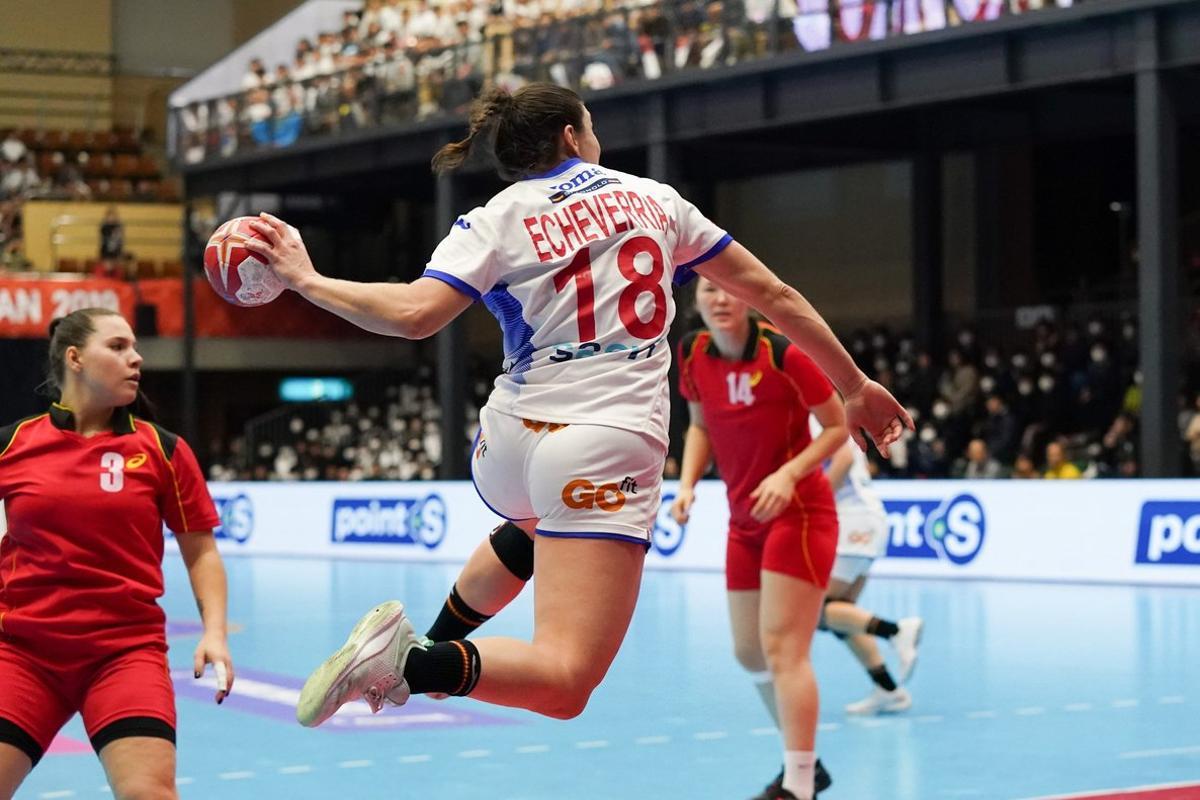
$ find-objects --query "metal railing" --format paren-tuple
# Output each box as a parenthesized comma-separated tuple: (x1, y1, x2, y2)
(170, 0, 1076, 166)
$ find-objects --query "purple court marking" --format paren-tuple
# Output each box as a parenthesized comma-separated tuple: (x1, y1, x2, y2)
(166, 620, 205, 637)
(171, 667, 519, 731)
(47, 734, 91, 756)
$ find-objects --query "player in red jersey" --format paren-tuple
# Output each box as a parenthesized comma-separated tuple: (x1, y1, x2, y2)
(672, 276, 846, 800)
(0, 308, 232, 799)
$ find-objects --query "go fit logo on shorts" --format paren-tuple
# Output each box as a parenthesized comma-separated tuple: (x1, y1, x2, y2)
(561, 477, 638, 512)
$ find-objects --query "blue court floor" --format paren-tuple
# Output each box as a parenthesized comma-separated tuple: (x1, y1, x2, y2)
(20, 556, 1200, 800)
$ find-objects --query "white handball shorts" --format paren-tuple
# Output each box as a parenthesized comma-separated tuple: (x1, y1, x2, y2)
(830, 507, 890, 583)
(471, 406, 666, 547)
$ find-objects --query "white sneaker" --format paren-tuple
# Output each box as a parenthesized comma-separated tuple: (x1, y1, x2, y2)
(890, 617, 924, 685)
(845, 686, 913, 716)
(296, 601, 424, 727)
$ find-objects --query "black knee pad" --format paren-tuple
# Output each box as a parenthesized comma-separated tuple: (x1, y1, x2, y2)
(817, 596, 836, 632)
(490, 522, 534, 581)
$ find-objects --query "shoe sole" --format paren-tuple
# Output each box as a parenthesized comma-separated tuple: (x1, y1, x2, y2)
(296, 600, 407, 727)
(897, 618, 924, 685)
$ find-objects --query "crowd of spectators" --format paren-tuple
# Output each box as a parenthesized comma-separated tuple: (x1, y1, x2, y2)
(207, 372, 491, 481)
(206, 310, 1200, 482)
(849, 316, 1146, 480)
(176, 0, 1076, 163)
(0, 127, 176, 273)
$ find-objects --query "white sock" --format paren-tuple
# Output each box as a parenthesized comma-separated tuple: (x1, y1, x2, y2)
(782, 750, 816, 799)
(748, 669, 772, 687)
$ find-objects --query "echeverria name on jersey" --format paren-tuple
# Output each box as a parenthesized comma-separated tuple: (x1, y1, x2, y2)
(522, 185, 680, 263)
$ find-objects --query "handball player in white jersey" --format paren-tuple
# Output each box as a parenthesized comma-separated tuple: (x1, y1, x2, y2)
(242, 83, 910, 798)
(809, 418, 924, 715)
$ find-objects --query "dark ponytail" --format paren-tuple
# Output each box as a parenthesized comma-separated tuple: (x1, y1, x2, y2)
(432, 83, 585, 182)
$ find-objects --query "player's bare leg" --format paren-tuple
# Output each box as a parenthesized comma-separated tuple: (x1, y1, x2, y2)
(0, 742, 32, 800)
(98, 737, 178, 800)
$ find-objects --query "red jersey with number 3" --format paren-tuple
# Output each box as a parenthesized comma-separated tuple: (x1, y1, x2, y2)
(420, 157, 732, 447)
(0, 405, 218, 659)
(678, 321, 836, 533)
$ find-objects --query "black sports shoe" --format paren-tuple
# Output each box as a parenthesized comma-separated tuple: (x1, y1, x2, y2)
(748, 759, 832, 799)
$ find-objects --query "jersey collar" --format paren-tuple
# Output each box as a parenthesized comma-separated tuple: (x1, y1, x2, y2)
(49, 402, 136, 435)
(704, 319, 762, 362)
(523, 157, 582, 181)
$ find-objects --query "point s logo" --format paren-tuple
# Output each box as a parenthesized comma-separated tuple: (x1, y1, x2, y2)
(884, 494, 985, 565)
(561, 479, 629, 512)
(331, 495, 447, 548)
(652, 492, 686, 556)
(213, 493, 254, 543)
(1136, 501, 1200, 564)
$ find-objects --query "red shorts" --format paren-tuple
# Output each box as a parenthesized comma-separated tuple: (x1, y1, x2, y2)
(0, 640, 175, 764)
(725, 498, 838, 591)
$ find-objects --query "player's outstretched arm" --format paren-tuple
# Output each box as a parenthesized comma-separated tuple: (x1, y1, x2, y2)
(694, 242, 914, 455)
(245, 214, 473, 339)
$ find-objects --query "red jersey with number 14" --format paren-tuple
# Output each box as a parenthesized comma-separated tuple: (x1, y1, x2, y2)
(0, 405, 218, 660)
(678, 321, 835, 533)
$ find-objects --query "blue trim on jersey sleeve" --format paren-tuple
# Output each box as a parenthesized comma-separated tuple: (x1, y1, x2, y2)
(482, 284, 536, 384)
(523, 157, 582, 181)
(423, 269, 482, 301)
(673, 234, 734, 286)
(536, 528, 652, 551)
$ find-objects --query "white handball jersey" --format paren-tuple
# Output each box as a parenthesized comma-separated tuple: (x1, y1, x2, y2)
(423, 157, 732, 446)
(810, 417, 885, 516)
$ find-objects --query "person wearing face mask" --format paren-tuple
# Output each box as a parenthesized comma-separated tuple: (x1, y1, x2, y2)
(937, 349, 978, 417)
(0, 309, 232, 799)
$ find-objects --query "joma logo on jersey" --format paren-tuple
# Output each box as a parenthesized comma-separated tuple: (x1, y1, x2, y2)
(549, 176, 622, 204)
(561, 478, 636, 512)
(884, 494, 985, 565)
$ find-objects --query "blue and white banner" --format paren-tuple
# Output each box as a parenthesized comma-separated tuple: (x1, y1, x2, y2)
(175, 480, 1200, 585)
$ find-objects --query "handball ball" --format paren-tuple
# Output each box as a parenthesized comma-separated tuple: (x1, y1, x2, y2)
(203, 216, 286, 307)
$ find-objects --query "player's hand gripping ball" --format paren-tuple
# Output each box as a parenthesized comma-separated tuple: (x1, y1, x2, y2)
(203, 216, 287, 306)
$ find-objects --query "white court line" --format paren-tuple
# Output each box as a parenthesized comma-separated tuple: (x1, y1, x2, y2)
(1111, 699, 1139, 708)
(39, 792, 75, 799)
(635, 735, 671, 745)
(694, 731, 729, 740)
(1159, 695, 1186, 704)
(1119, 744, 1200, 760)
(575, 740, 609, 749)
(817, 722, 841, 732)
(218, 771, 255, 780)
(516, 744, 550, 754)
(967, 711, 997, 719)
(1015, 707, 1046, 716)
(1064, 703, 1093, 712)
(338, 759, 374, 769)
(175, 778, 194, 786)
(915, 715, 945, 723)
(96, 786, 111, 793)
(1010, 778, 1200, 799)
(750, 727, 778, 736)
(458, 749, 492, 759)
(399, 754, 432, 764)
(278, 765, 314, 774)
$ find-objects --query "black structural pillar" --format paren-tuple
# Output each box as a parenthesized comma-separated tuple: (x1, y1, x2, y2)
(181, 199, 199, 446)
(434, 169, 469, 479)
(646, 93, 680, 188)
(1135, 13, 1181, 477)
(912, 154, 944, 359)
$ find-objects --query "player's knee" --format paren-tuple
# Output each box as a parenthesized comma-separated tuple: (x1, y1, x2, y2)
(733, 643, 767, 673)
(111, 775, 177, 800)
(761, 628, 810, 669)
(490, 522, 534, 582)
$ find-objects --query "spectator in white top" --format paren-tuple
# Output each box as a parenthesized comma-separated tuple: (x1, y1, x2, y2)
(379, 0, 404, 33)
(241, 58, 268, 90)
(409, 0, 441, 40)
(1, 132, 26, 164)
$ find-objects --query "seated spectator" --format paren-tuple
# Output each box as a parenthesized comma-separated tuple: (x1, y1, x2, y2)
(955, 438, 1005, 479)
(980, 394, 1020, 464)
(1, 131, 26, 164)
(1010, 452, 1039, 479)
(99, 205, 124, 265)
(1043, 439, 1082, 480)
(242, 58, 269, 90)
